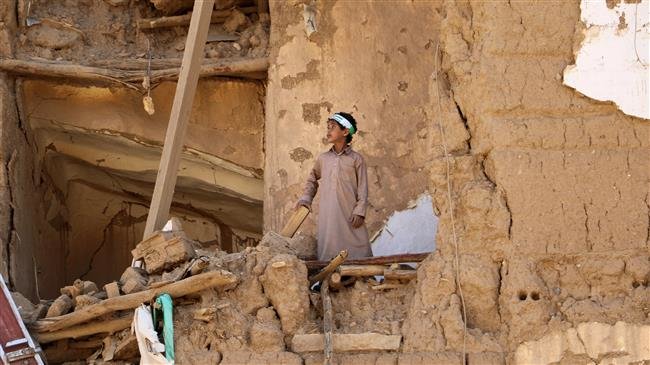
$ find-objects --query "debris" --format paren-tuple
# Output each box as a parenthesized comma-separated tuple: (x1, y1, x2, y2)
(131, 232, 196, 274)
(73, 294, 101, 310)
(33, 270, 238, 332)
(104, 282, 121, 298)
(46, 294, 73, 317)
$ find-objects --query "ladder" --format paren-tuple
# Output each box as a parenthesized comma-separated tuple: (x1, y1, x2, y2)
(0, 276, 44, 365)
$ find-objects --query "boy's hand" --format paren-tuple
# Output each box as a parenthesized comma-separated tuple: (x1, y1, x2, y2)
(350, 214, 364, 228)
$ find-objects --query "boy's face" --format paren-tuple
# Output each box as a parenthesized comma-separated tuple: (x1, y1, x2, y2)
(326, 120, 349, 143)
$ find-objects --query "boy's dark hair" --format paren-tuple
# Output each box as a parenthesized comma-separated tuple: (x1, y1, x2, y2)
(335, 112, 357, 144)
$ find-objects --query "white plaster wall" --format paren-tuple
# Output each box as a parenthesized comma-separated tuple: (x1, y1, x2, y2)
(371, 193, 437, 256)
(563, 0, 649, 119)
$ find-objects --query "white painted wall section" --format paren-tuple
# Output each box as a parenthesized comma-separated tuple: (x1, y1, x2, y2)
(563, 0, 649, 120)
(371, 193, 437, 256)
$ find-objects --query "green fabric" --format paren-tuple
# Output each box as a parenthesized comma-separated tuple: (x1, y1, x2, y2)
(153, 293, 175, 363)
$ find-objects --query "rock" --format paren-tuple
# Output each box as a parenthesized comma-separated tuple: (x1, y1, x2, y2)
(223, 9, 249, 33)
(74, 294, 100, 310)
(10, 291, 40, 324)
(131, 232, 196, 274)
(289, 233, 317, 259)
(46, 294, 73, 317)
(104, 281, 121, 298)
(121, 278, 147, 294)
(259, 254, 309, 335)
(120, 267, 148, 286)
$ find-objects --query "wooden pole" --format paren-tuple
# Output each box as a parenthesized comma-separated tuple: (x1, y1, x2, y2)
(143, 0, 215, 239)
(137, 6, 256, 29)
(321, 276, 333, 365)
(305, 252, 430, 270)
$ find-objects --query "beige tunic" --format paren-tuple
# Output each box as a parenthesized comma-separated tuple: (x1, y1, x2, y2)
(299, 145, 372, 261)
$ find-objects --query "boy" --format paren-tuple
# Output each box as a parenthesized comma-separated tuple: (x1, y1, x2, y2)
(297, 112, 372, 261)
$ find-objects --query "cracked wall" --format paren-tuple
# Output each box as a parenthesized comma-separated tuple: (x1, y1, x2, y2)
(265, 0, 650, 361)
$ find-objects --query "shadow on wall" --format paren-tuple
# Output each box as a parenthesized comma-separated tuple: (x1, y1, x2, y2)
(371, 193, 437, 256)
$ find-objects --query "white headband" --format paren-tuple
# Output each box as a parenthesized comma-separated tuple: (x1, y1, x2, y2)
(329, 113, 356, 135)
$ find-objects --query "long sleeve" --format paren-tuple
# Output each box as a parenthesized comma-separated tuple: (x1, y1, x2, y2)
(298, 156, 321, 207)
(352, 155, 368, 217)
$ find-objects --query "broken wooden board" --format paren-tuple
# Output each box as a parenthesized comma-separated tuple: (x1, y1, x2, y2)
(291, 333, 402, 353)
(280, 205, 310, 238)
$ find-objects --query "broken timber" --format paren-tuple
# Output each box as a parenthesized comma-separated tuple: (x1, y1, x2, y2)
(305, 252, 430, 270)
(143, 0, 215, 238)
(35, 315, 132, 344)
(31, 270, 237, 333)
(0, 58, 268, 91)
(309, 250, 348, 285)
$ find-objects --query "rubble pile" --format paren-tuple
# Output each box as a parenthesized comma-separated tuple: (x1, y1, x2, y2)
(11, 220, 418, 364)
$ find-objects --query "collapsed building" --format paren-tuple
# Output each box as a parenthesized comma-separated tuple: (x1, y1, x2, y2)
(0, 0, 649, 364)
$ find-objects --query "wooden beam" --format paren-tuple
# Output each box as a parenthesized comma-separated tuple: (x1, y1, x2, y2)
(143, 0, 215, 238)
(0, 58, 269, 87)
(305, 252, 430, 270)
(137, 7, 257, 29)
(36, 315, 132, 343)
(291, 333, 402, 353)
(31, 270, 237, 333)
